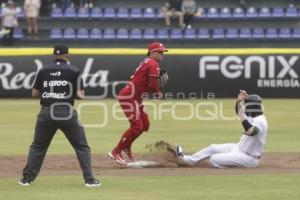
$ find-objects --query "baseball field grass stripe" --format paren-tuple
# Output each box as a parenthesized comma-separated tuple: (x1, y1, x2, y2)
(2, 48, 300, 56)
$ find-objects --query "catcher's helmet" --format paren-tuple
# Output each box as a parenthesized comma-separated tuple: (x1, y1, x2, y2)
(244, 94, 263, 117)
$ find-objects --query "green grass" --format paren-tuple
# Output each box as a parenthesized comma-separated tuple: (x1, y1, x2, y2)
(0, 99, 299, 155)
(1, 175, 300, 200)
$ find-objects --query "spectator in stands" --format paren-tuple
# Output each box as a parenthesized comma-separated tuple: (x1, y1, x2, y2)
(76, 0, 93, 8)
(163, 0, 184, 28)
(24, 0, 41, 39)
(1, 0, 18, 46)
(182, 0, 196, 29)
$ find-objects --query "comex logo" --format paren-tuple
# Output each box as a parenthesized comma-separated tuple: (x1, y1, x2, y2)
(50, 71, 61, 76)
(199, 55, 300, 88)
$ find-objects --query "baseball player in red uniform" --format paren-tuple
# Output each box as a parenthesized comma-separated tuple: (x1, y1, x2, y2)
(109, 42, 169, 165)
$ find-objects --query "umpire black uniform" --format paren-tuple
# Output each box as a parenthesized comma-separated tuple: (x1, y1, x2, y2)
(19, 45, 100, 187)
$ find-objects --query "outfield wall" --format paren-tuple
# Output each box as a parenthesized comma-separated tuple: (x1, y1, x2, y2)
(0, 48, 299, 98)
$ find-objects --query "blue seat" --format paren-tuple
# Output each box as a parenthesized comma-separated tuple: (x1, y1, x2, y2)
(116, 28, 129, 39)
(51, 7, 63, 18)
(13, 28, 23, 39)
(63, 28, 76, 39)
(91, 7, 102, 18)
(194, 7, 206, 19)
(117, 8, 129, 18)
(198, 28, 210, 39)
(278, 28, 291, 39)
(252, 28, 265, 39)
(143, 28, 156, 40)
(130, 28, 142, 39)
(239, 28, 251, 39)
(103, 28, 116, 39)
(292, 28, 300, 39)
(156, 8, 165, 19)
(286, 7, 298, 18)
(207, 7, 219, 18)
(246, 7, 258, 18)
(64, 7, 76, 18)
(170, 29, 183, 40)
(77, 28, 89, 39)
(157, 29, 169, 40)
(265, 28, 278, 39)
(259, 7, 271, 18)
(78, 7, 90, 18)
(50, 28, 63, 39)
(219, 7, 231, 19)
(232, 7, 245, 18)
(226, 28, 238, 39)
(143, 7, 156, 18)
(90, 28, 102, 39)
(272, 7, 284, 18)
(16, 7, 24, 18)
(184, 29, 197, 39)
(212, 28, 225, 39)
(103, 8, 116, 18)
(130, 8, 142, 18)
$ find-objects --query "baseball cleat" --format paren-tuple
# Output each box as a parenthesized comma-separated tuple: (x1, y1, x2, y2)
(123, 148, 134, 162)
(85, 178, 101, 187)
(108, 149, 127, 165)
(18, 178, 32, 186)
(175, 145, 185, 165)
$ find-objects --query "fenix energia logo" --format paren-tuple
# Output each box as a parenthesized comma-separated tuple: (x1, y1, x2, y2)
(199, 55, 300, 88)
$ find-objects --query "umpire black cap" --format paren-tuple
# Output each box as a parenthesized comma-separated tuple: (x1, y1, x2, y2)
(53, 45, 69, 55)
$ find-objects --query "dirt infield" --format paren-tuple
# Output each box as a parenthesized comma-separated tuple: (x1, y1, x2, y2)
(1, 152, 300, 178)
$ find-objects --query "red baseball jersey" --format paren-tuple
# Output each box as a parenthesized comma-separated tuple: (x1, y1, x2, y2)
(128, 58, 161, 95)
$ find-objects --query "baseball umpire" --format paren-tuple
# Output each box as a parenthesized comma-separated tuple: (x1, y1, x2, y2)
(19, 45, 100, 187)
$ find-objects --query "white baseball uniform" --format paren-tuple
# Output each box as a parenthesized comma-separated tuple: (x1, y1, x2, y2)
(181, 114, 268, 168)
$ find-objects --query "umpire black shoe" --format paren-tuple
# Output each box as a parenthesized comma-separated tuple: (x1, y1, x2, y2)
(18, 178, 32, 186)
(85, 178, 101, 187)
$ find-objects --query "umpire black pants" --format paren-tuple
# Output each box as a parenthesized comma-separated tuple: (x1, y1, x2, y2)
(22, 106, 94, 182)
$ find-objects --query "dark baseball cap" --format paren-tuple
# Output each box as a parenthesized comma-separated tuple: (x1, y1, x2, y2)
(53, 45, 69, 55)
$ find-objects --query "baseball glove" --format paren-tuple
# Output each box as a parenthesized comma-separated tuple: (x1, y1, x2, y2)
(158, 70, 169, 88)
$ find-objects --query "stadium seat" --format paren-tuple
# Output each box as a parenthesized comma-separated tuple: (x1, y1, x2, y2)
(77, 28, 89, 39)
(143, 28, 156, 40)
(51, 7, 63, 18)
(259, 7, 271, 18)
(285, 7, 298, 18)
(103, 28, 116, 39)
(157, 29, 169, 40)
(13, 28, 23, 39)
(226, 28, 238, 39)
(117, 8, 129, 18)
(278, 28, 291, 39)
(239, 28, 251, 39)
(156, 8, 165, 19)
(252, 28, 265, 39)
(143, 7, 156, 18)
(117, 28, 129, 39)
(63, 28, 76, 39)
(91, 7, 102, 18)
(130, 28, 142, 39)
(232, 7, 245, 18)
(198, 28, 210, 39)
(103, 8, 116, 18)
(265, 28, 278, 39)
(64, 7, 77, 18)
(194, 7, 206, 19)
(184, 29, 197, 39)
(246, 7, 258, 18)
(292, 28, 300, 39)
(78, 7, 90, 18)
(272, 7, 285, 18)
(50, 28, 63, 39)
(219, 7, 231, 19)
(170, 29, 183, 40)
(130, 8, 143, 19)
(90, 28, 102, 39)
(16, 7, 24, 18)
(212, 28, 225, 39)
(207, 7, 219, 18)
